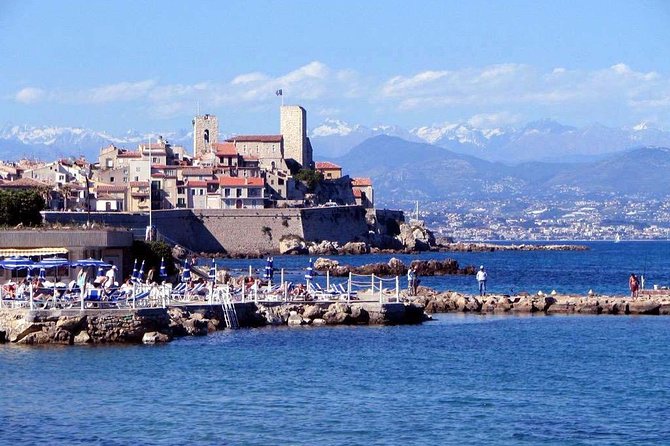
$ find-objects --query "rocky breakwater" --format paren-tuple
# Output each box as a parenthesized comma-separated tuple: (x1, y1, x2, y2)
(255, 301, 427, 326)
(0, 308, 171, 345)
(411, 288, 670, 316)
(313, 257, 475, 277)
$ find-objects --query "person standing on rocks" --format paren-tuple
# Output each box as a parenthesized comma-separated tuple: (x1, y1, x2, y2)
(476, 265, 488, 296)
(407, 267, 416, 296)
(629, 273, 639, 298)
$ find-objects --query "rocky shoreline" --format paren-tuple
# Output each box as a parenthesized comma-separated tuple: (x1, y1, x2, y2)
(410, 287, 670, 315)
(313, 257, 476, 277)
(0, 301, 426, 346)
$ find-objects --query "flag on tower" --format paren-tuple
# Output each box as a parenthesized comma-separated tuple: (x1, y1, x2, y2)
(275, 89, 283, 96)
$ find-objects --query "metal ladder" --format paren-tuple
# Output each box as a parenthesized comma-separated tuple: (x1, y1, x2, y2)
(221, 295, 240, 329)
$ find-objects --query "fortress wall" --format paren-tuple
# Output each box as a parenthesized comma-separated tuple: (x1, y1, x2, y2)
(301, 206, 369, 243)
(44, 206, 372, 254)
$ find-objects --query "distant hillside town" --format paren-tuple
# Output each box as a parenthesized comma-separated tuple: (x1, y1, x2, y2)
(0, 106, 374, 213)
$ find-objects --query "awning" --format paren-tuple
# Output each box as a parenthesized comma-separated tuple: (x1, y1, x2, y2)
(0, 247, 68, 257)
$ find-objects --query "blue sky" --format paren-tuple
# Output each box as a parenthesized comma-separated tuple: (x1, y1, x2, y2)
(2, 0, 670, 134)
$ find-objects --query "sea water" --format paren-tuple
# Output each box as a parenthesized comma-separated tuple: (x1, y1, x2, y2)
(2, 315, 670, 445)
(206, 241, 670, 296)
(2, 242, 670, 445)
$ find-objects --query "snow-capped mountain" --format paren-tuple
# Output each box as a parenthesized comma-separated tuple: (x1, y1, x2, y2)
(309, 119, 421, 157)
(312, 117, 670, 163)
(0, 124, 192, 161)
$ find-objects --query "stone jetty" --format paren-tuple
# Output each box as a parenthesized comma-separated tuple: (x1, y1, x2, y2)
(0, 301, 426, 346)
(410, 287, 670, 316)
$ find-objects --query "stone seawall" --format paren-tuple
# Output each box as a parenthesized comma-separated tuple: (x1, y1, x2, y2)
(0, 301, 426, 345)
(44, 206, 373, 255)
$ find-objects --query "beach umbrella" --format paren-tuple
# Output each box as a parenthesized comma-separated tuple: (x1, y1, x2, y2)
(35, 256, 69, 269)
(70, 258, 111, 268)
(131, 259, 138, 280)
(208, 260, 216, 282)
(159, 257, 167, 280)
(181, 259, 191, 282)
(138, 260, 146, 282)
(305, 258, 313, 281)
(0, 256, 33, 270)
(264, 257, 274, 280)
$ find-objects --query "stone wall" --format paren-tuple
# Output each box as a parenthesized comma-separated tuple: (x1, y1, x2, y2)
(44, 206, 374, 255)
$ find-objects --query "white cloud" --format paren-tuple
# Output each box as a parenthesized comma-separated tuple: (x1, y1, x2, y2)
(15, 87, 45, 104)
(11, 61, 670, 126)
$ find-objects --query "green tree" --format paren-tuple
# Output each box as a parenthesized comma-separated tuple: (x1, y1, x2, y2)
(131, 240, 177, 277)
(294, 169, 324, 191)
(0, 189, 45, 226)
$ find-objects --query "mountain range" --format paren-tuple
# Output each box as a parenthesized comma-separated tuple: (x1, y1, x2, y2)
(311, 119, 670, 162)
(3, 118, 670, 165)
(334, 135, 670, 204)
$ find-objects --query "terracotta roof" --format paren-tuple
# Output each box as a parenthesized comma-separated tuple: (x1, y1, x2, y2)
(118, 151, 141, 158)
(183, 167, 213, 176)
(218, 177, 264, 187)
(131, 192, 149, 198)
(353, 189, 362, 198)
(0, 178, 50, 188)
(226, 135, 282, 143)
(316, 161, 341, 170)
(129, 181, 149, 187)
(186, 180, 208, 187)
(96, 185, 127, 193)
(352, 177, 372, 187)
(213, 142, 238, 156)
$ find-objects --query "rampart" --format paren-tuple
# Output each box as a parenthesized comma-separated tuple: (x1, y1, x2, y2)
(43, 205, 378, 254)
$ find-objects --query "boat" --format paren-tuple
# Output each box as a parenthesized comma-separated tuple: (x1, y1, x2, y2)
(614, 234, 621, 243)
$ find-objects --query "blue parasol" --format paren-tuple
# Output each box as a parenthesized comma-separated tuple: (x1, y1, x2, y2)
(137, 260, 145, 282)
(264, 257, 274, 280)
(305, 258, 313, 281)
(71, 258, 110, 268)
(208, 260, 216, 281)
(131, 259, 138, 280)
(181, 259, 191, 282)
(159, 257, 167, 280)
(0, 256, 33, 270)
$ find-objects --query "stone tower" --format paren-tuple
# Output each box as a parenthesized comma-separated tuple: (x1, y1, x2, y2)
(192, 114, 219, 158)
(280, 105, 313, 169)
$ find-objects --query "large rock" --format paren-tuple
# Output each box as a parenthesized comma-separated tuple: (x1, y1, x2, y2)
(397, 221, 436, 251)
(302, 304, 324, 319)
(56, 315, 87, 333)
(279, 235, 308, 255)
(73, 330, 91, 344)
(142, 331, 171, 344)
(309, 240, 339, 256)
(8, 321, 43, 343)
(341, 242, 369, 255)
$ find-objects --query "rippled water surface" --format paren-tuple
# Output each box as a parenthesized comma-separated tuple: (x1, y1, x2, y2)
(207, 241, 670, 296)
(3, 315, 670, 445)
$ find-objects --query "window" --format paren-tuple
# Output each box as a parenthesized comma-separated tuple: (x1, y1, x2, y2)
(106, 158, 113, 168)
(134, 176, 139, 182)
(204, 129, 209, 143)
(177, 198, 185, 207)
(199, 189, 204, 196)
(236, 188, 242, 197)
(191, 189, 195, 196)
(136, 167, 141, 172)
(224, 188, 230, 197)
(110, 176, 115, 182)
